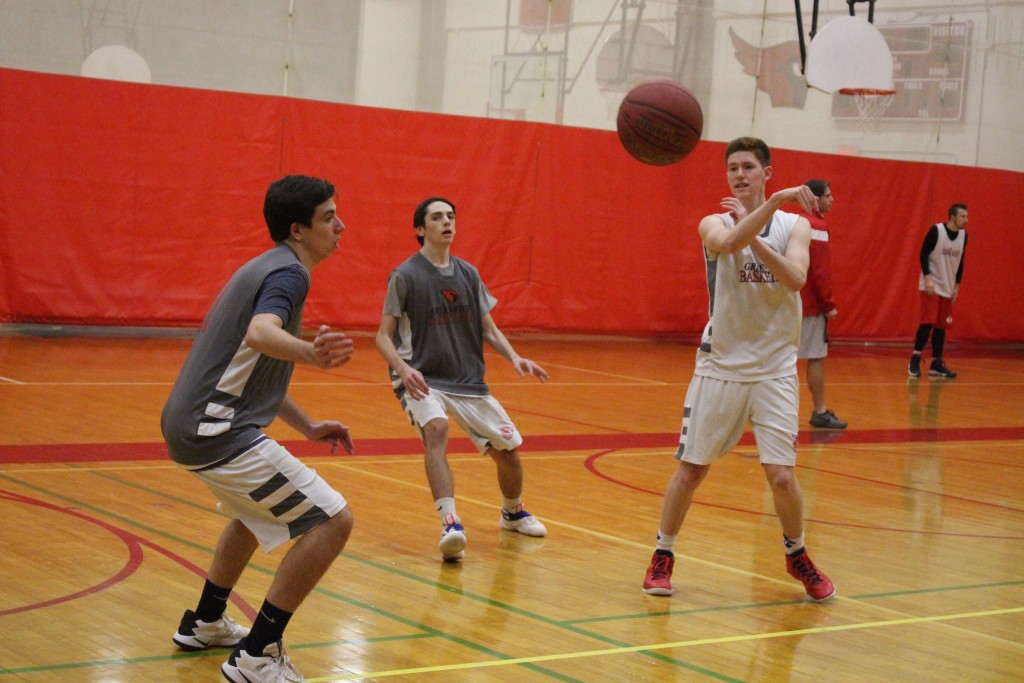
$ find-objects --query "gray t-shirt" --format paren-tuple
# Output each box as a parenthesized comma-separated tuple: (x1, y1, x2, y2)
(382, 252, 497, 396)
(161, 244, 309, 467)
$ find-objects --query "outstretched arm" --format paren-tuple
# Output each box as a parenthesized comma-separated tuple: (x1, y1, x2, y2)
(481, 312, 548, 382)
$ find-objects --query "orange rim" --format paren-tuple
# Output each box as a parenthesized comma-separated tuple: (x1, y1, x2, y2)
(838, 88, 896, 96)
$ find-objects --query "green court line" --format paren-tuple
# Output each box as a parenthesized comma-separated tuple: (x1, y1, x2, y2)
(850, 580, 1024, 600)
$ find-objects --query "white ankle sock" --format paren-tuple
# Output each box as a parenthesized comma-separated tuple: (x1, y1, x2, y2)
(435, 497, 457, 525)
(784, 533, 805, 555)
(656, 529, 677, 552)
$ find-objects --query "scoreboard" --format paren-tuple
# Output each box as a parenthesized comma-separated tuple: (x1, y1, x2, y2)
(832, 21, 971, 122)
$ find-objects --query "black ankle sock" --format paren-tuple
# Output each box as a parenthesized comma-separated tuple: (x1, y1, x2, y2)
(195, 579, 232, 623)
(246, 600, 293, 655)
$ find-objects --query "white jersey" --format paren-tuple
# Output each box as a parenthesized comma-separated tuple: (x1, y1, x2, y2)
(694, 210, 801, 381)
(918, 223, 965, 298)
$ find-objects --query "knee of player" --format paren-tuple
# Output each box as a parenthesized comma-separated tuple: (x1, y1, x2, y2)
(763, 465, 798, 492)
(330, 506, 355, 539)
(489, 446, 520, 464)
(676, 461, 709, 487)
(422, 418, 449, 441)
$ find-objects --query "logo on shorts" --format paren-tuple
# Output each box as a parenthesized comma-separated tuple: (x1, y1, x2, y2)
(500, 425, 515, 441)
(440, 289, 459, 302)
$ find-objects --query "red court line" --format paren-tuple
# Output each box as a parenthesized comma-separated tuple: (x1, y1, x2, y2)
(1, 427, 1023, 465)
(0, 489, 256, 620)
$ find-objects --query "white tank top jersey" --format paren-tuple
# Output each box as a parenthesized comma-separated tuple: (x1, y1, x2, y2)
(694, 210, 802, 381)
(919, 223, 965, 298)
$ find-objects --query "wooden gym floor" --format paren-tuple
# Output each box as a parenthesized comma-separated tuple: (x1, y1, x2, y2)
(0, 331, 1022, 682)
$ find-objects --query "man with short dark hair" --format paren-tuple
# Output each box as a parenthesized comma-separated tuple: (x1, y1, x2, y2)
(909, 204, 968, 379)
(163, 174, 356, 683)
(375, 197, 548, 562)
(797, 179, 846, 429)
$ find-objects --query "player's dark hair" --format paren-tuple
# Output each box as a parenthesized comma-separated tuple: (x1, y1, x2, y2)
(263, 175, 336, 243)
(948, 203, 967, 219)
(804, 179, 830, 198)
(725, 136, 771, 167)
(412, 196, 456, 246)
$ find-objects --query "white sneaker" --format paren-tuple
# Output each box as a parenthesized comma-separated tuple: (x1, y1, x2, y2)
(438, 514, 467, 560)
(172, 609, 249, 651)
(222, 639, 304, 683)
(500, 508, 547, 537)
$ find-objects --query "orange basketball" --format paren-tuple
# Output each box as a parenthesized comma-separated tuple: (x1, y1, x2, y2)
(617, 79, 703, 166)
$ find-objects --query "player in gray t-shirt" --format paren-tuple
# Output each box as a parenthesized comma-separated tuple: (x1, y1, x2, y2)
(163, 175, 356, 682)
(375, 197, 549, 561)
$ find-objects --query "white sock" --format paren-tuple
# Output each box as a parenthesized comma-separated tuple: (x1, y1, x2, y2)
(656, 529, 677, 553)
(784, 533, 805, 555)
(435, 497, 457, 525)
(502, 497, 522, 513)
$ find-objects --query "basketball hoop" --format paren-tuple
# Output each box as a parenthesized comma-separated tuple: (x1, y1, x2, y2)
(839, 87, 895, 130)
(804, 16, 895, 131)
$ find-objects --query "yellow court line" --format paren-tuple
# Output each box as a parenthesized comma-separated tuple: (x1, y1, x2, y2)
(310, 606, 1024, 681)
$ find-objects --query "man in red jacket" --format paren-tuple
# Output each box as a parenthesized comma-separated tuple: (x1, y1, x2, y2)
(797, 179, 847, 429)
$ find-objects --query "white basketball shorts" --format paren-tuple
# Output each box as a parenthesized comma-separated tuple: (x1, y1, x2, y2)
(675, 374, 799, 466)
(401, 389, 522, 454)
(186, 437, 347, 552)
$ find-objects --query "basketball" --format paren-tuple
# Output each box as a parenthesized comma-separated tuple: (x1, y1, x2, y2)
(617, 79, 703, 166)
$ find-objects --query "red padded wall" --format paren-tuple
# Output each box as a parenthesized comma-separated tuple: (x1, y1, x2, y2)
(1, 68, 1021, 341)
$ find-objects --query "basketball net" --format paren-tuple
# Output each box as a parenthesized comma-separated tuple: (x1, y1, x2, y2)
(839, 87, 895, 131)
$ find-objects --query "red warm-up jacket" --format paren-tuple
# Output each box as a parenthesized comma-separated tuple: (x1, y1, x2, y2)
(796, 210, 836, 317)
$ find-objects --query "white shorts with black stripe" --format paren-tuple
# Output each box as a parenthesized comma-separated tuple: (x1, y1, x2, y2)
(400, 389, 522, 454)
(184, 437, 347, 552)
(675, 374, 799, 466)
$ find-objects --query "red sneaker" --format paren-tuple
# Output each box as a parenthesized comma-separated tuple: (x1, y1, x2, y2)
(642, 550, 675, 596)
(786, 548, 836, 602)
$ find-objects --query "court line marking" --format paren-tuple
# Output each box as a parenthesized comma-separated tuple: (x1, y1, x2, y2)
(307, 606, 1024, 681)
(3, 466, 1020, 680)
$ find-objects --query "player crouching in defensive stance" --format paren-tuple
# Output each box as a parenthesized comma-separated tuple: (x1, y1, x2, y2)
(163, 175, 356, 682)
(376, 196, 548, 561)
(642, 138, 836, 603)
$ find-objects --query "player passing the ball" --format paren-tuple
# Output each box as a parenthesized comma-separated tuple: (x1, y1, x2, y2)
(642, 137, 837, 603)
(162, 175, 356, 682)
(375, 197, 548, 562)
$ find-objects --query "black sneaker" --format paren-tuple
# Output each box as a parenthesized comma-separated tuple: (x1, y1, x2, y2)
(809, 409, 848, 429)
(908, 354, 922, 377)
(929, 359, 957, 379)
